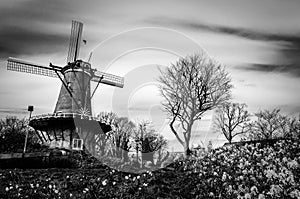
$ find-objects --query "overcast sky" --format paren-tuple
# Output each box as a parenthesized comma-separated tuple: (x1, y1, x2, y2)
(0, 0, 300, 148)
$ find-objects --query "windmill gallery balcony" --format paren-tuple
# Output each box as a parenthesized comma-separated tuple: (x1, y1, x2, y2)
(29, 113, 112, 151)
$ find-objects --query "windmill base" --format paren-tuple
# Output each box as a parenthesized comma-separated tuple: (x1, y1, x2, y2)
(29, 113, 111, 152)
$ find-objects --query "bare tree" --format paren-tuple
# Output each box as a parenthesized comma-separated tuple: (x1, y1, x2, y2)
(289, 114, 300, 139)
(158, 53, 232, 156)
(97, 112, 135, 160)
(98, 112, 117, 125)
(96, 112, 118, 155)
(277, 114, 291, 138)
(113, 117, 135, 161)
(214, 102, 250, 144)
(134, 121, 168, 164)
(247, 108, 287, 140)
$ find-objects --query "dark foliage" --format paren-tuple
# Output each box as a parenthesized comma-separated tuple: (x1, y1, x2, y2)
(0, 116, 44, 153)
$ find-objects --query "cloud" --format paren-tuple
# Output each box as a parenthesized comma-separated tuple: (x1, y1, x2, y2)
(244, 83, 256, 87)
(146, 17, 300, 42)
(0, 0, 74, 59)
(236, 63, 300, 77)
(146, 17, 300, 77)
(0, 26, 69, 59)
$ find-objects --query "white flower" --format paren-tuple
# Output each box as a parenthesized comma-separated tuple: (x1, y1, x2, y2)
(137, 175, 140, 179)
(265, 169, 277, 179)
(112, 181, 116, 185)
(250, 186, 258, 194)
(30, 184, 34, 188)
(83, 187, 89, 193)
(289, 189, 300, 198)
(222, 173, 227, 181)
(102, 180, 107, 186)
(287, 159, 298, 169)
(143, 183, 148, 187)
(125, 176, 129, 180)
(244, 193, 251, 199)
(54, 189, 58, 194)
(268, 185, 283, 196)
(5, 187, 9, 192)
(49, 185, 52, 189)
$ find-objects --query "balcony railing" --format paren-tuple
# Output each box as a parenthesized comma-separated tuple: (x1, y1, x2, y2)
(30, 113, 100, 121)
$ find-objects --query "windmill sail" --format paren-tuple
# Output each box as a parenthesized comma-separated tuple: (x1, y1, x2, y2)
(7, 57, 60, 78)
(92, 70, 124, 88)
(67, 20, 83, 63)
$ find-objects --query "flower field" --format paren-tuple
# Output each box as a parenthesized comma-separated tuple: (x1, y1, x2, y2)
(1, 139, 299, 199)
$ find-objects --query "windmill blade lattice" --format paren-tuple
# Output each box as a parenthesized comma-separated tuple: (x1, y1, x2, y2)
(7, 57, 59, 78)
(92, 70, 124, 88)
(67, 20, 83, 63)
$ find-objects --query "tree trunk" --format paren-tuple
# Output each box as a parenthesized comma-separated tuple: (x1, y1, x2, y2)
(228, 135, 232, 144)
(184, 142, 192, 157)
(122, 150, 129, 162)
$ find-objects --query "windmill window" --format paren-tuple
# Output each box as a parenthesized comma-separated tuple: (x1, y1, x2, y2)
(72, 138, 83, 150)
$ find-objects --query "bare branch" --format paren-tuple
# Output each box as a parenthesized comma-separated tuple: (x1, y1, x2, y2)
(213, 102, 250, 143)
(158, 53, 232, 155)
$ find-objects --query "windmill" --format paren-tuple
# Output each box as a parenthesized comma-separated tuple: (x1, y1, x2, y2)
(7, 21, 124, 153)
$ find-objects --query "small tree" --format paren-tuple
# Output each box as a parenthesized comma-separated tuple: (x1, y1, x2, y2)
(277, 114, 292, 138)
(247, 108, 287, 140)
(97, 112, 135, 160)
(158, 53, 232, 156)
(134, 121, 168, 164)
(289, 114, 300, 139)
(113, 117, 135, 161)
(96, 112, 118, 156)
(214, 102, 250, 144)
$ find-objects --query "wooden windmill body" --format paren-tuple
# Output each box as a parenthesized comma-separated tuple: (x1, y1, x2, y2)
(7, 21, 124, 153)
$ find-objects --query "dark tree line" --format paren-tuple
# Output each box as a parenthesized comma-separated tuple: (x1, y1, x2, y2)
(97, 112, 168, 164)
(0, 116, 42, 153)
(214, 103, 300, 143)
